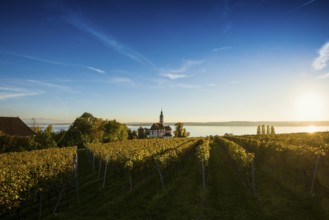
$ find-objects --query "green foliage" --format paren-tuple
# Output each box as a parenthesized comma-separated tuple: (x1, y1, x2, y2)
(137, 127, 147, 139)
(196, 138, 211, 165)
(0, 134, 36, 153)
(0, 124, 58, 153)
(128, 129, 138, 139)
(34, 125, 57, 149)
(257, 124, 276, 135)
(174, 123, 188, 138)
(103, 120, 128, 142)
(59, 112, 128, 148)
(0, 147, 77, 214)
(257, 125, 261, 135)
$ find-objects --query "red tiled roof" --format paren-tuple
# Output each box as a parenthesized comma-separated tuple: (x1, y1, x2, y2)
(0, 117, 35, 136)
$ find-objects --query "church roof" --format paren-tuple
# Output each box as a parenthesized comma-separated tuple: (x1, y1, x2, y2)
(0, 117, 36, 136)
(164, 125, 172, 130)
(150, 123, 165, 130)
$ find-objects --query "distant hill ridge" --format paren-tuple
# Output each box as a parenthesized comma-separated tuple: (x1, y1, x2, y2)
(127, 121, 329, 127)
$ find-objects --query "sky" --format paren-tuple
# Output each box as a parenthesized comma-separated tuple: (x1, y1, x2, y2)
(1, 0, 329, 123)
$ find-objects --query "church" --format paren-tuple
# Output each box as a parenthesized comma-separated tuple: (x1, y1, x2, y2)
(148, 110, 172, 138)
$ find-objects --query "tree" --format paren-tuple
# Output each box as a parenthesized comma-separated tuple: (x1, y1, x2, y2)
(103, 120, 128, 142)
(137, 127, 147, 139)
(174, 122, 188, 138)
(271, 126, 276, 135)
(261, 125, 266, 135)
(257, 125, 261, 135)
(128, 129, 138, 139)
(59, 112, 129, 147)
(266, 125, 270, 135)
(59, 112, 99, 148)
(34, 124, 57, 149)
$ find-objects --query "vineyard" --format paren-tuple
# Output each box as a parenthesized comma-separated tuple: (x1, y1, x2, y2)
(1, 133, 329, 219)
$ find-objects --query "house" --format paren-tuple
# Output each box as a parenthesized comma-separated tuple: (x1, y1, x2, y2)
(0, 117, 35, 136)
(148, 111, 172, 138)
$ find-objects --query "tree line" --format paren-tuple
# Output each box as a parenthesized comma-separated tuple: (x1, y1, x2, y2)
(257, 124, 275, 135)
(0, 112, 190, 153)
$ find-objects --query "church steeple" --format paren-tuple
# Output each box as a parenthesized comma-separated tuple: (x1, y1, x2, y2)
(159, 110, 164, 125)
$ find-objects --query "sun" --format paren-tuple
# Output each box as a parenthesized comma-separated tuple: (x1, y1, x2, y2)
(306, 125, 316, 133)
(295, 93, 325, 121)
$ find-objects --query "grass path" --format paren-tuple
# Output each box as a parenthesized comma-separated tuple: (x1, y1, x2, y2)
(204, 141, 260, 219)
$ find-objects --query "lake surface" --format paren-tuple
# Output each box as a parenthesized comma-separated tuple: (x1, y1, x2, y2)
(44, 124, 329, 137)
(128, 125, 329, 137)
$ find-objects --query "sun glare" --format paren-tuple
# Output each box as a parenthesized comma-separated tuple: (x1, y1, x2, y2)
(295, 93, 325, 121)
(307, 125, 316, 133)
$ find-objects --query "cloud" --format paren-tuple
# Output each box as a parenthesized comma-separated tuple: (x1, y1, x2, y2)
(207, 83, 216, 87)
(62, 15, 155, 67)
(87, 66, 105, 74)
(161, 73, 188, 80)
(222, 24, 232, 33)
(26, 80, 74, 92)
(160, 59, 205, 80)
(213, 46, 232, 52)
(291, 0, 317, 12)
(303, 0, 317, 6)
(0, 86, 41, 100)
(169, 84, 201, 89)
(0, 92, 41, 100)
(313, 42, 329, 71)
(317, 72, 329, 79)
(108, 77, 135, 87)
(0, 86, 24, 92)
(4, 52, 105, 75)
(6, 52, 67, 66)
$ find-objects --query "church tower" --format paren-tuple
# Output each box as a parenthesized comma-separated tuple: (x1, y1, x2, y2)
(159, 110, 164, 125)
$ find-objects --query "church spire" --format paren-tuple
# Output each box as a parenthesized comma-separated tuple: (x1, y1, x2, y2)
(159, 109, 164, 125)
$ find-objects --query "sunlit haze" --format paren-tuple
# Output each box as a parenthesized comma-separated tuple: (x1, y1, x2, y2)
(1, 0, 329, 123)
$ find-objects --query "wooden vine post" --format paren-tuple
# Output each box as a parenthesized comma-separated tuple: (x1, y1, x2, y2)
(103, 160, 109, 189)
(74, 153, 79, 203)
(97, 159, 102, 180)
(201, 155, 206, 192)
(155, 159, 165, 190)
(251, 159, 256, 198)
(310, 154, 321, 195)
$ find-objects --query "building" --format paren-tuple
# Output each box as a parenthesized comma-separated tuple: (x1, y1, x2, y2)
(0, 117, 35, 136)
(148, 111, 172, 138)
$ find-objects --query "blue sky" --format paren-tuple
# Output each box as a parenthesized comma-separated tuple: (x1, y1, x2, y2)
(1, 0, 329, 123)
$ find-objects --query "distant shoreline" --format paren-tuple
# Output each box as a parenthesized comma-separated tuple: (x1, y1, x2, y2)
(127, 121, 329, 127)
(25, 121, 329, 127)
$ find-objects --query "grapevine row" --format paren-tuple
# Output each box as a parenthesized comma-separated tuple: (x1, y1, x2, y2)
(86, 138, 201, 189)
(0, 146, 77, 215)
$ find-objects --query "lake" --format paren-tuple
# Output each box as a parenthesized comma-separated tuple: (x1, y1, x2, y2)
(128, 125, 329, 137)
(47, 124, 329, 137)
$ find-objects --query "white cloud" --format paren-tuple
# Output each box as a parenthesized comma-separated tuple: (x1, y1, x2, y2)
(160, 59, 205, 80)
(207, 83, 216, 87)
(109, 77, 135, 87)
(223, 24, 232, 33)
(87, 66, 105, 74)
(0, 92, 40, 100)
(170, 84, 201, 89)
(6, 52, 106, 75)
(317, 72, 329, 79)
(27, 80, 73, 92)
(313, 42, 329, 71)
(213, 46, 232, 52)
(304, 0, 317, 6)
(63, 15, 155, 67)
(0, 86, 24, 92)
(161, 73, 188, 80)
